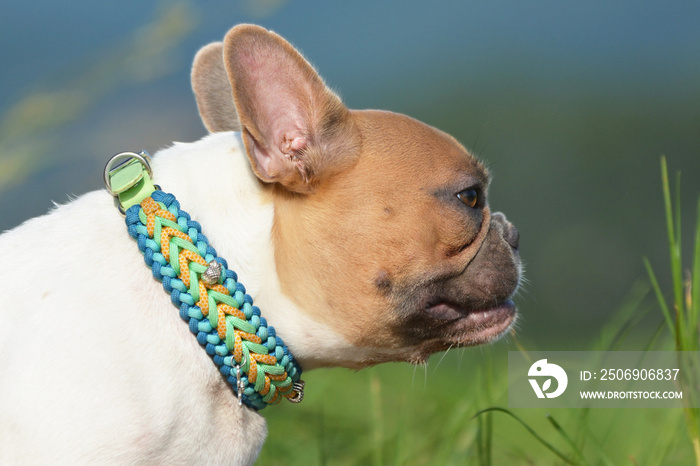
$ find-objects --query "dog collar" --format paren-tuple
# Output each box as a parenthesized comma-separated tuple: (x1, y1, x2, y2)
(104, 151, 304, 410)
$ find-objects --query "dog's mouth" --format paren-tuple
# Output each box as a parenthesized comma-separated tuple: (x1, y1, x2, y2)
(424, 299, 517, 346)
(388, 299, 517, 366)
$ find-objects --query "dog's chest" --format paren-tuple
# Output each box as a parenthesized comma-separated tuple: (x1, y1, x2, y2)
(0, 134, 272, 464)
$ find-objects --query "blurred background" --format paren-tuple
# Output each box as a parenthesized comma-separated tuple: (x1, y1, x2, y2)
(2, 1, 699, 463)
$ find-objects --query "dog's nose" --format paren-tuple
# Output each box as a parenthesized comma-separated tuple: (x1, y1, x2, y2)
(504, 222, 519, 250)
(491, 212, 519, 250)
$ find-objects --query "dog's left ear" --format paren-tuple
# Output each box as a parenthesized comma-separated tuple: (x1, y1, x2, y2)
(223, 25, 359, 193)
(191, 42, 241, 133)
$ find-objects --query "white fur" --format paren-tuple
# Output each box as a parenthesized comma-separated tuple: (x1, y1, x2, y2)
(0, 132, 353, 464)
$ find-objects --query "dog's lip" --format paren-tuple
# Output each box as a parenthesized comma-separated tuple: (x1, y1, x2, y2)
(426, 299, 515, 321)
(426, 299, 517, 343)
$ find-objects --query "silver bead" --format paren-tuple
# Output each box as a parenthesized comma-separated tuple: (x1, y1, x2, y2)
(235, 364, 244, 407)
(287, 380, 305, 403)
(202, 260, 223, 285)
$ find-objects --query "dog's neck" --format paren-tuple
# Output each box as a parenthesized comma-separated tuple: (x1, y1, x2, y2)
(148, 132, 363, 371)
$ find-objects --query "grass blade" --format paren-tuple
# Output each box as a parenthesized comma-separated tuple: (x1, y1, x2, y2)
(691, 196, 700, 333)
(476, 410, 493, 466)
(661, 157, 687, 348)
(644, 257, 674, 336)
(643, 319, 669, 351)
(473, 407, 583, 465)
(546, 414, 589, 465)
(595, 281, 650, 351)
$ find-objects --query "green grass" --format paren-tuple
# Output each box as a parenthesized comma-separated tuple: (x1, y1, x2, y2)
(260, 158, 700, 465)
(260, 348, 695, 464)
(644, 157, 700, 465)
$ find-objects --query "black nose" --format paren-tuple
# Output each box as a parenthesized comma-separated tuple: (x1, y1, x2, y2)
(504, 223, 519, 250)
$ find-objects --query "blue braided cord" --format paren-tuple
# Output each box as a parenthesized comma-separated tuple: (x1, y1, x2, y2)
(125, 190, 302, 410)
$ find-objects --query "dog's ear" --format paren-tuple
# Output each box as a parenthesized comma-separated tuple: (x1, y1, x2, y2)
(191, 42, 241, 133)
(223, 24, 359, 193)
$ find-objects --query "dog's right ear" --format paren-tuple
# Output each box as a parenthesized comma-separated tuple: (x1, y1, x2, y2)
(223, 24, 360, 193)
(191, 42, 241, 133)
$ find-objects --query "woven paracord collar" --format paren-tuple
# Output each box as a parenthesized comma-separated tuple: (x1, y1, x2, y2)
(124, 190, 303, 410)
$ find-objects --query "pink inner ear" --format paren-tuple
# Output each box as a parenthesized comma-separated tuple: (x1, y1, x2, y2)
(226, 26, 353, 191)
(282, 134, 307, 154)
(248, 72, 312, 158)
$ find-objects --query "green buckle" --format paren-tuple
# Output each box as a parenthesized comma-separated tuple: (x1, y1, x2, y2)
(104, 151, 157, 213)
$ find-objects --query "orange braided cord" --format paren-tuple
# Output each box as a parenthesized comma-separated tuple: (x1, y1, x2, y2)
(259, 377, 271, 396)
(247, 358, 258, 383)
(160, 227, 192, 260)
(216, 303, 246, 335)
(142, 197, 176, 236)
(268, 372, 289, 382)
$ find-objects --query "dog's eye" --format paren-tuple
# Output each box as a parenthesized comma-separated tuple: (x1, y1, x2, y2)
(457, 188, 479, 208)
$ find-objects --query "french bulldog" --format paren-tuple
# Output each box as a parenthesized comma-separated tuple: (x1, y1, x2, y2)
(0, 24, 521, 464)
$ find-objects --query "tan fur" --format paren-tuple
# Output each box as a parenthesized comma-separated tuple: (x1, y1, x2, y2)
(191, 24, 521, 369)
(272, 111, 493, 362)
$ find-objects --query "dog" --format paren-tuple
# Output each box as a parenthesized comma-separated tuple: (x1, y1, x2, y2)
(0, 24, 521, 464)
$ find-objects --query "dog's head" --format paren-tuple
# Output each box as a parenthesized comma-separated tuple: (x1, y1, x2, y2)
(191, 25, 521, 369)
